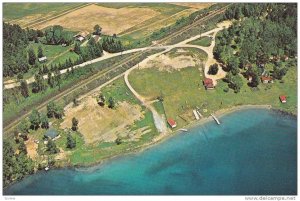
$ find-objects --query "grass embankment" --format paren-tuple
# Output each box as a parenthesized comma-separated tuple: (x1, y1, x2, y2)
(129, 64, 297, 129)
(188, 36, 212, 47)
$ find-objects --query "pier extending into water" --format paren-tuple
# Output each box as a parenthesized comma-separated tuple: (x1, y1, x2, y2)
(210, 114, 220, 125)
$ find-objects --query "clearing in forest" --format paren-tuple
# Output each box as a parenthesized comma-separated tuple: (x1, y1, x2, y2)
(139, 48, 207, 72)
(60, 96, 144, 144)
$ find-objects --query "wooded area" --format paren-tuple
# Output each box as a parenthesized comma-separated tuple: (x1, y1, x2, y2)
(214, 3, 297, 92)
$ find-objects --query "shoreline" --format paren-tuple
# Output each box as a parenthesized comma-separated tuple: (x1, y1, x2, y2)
(38, 105, 275, 169)
(3, 104, 295, 189)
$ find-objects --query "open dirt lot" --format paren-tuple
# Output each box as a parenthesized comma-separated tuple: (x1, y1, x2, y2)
(25, 136, 38, 160)
(140, 48, 204, 72)
(60, 96, 144, 144)
(34, 4, 159, 35)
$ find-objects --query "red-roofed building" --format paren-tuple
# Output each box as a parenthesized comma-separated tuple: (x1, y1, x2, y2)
(261, 76, 273, 84)
(279, 95, 287, 103)
(203, 78, 214, 90)
(167, 118, 177, 128)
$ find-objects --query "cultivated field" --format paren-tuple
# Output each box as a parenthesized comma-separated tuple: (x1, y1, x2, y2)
(3, 3, 87, 28)
(4, 3, 212, 40)
(31, 4, 159, 35)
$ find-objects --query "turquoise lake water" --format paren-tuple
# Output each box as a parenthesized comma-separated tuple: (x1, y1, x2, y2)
(4, 109, 297, 195)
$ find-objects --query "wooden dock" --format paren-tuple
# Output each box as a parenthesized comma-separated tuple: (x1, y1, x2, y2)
(210, 114, 220, 125)
(196, 110, 203, 118)
(193, 110, 200, 120)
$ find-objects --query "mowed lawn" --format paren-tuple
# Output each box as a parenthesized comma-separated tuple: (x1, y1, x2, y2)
(129, 66, 297, 128)
(30, 43, 79, 65)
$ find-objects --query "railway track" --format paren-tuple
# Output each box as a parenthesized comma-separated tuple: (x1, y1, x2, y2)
(3, 4, 229, 135)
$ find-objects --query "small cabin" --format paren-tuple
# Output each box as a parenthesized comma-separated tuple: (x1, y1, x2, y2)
(261, 76, 273, 84)
(74, 31, 89, 42)
(38, 56, 47, 63)
(92, 35, 100, 42)
(279, 95, 287, 103)
(203, 78, 214, 90)
(167, 118, 177, 128)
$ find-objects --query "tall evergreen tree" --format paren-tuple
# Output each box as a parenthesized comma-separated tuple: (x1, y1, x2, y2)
(38, 46, 43, 58)
(29, 109, 41, 130)
(20, 80, 29, 98)
(28, 47, 36, 65)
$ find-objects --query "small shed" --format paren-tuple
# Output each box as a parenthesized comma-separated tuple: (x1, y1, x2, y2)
(279, 95, 287, 103)
(261, 76, 273, 84)
(203, 78, 214, 90)
(45, 129, 59, 140)
(92, 35, 100, 42)
(38, 56, 47, 63)
(167, 118, 177, 128)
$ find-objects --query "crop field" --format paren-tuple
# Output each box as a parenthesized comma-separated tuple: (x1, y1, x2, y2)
(3, 3, 87, 27)
(28, 4, 160, 35)
(3, 3, 212, 41)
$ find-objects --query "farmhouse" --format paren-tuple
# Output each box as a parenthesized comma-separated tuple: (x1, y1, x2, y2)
(92, 35, 100, 42)
(38, 56, 47, 63)
(203, 78, 214, 90)
(279, 95, 287, 103)
(74, 31, 90, 42)
(261, 76, 273, 84)
(167, 118, 177, 128)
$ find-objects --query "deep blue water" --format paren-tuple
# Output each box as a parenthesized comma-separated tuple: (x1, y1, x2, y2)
(4, 109, 297, 195)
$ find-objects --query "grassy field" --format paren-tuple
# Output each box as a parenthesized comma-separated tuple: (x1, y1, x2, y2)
(30, 43, 79, 65)
(188, 36, 212, 47)
(101, 78, 140, 105)
(3, 3, 85, 20)
(152, 101, 166, 116)
(129, 64, 297, 129)
(16, 43, 79, 80)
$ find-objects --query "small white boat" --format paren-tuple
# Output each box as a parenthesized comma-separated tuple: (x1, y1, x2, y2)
(45, 167, 50, 171)
(179, 129, 188, 132)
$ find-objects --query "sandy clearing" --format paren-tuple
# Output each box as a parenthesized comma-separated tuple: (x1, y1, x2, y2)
(140, 51, 197, 71)
(25, 136, 38, 160)
(60, 96, 144, 144)
(34, 4, 159, 35)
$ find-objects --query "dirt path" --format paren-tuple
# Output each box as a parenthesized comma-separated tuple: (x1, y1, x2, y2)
(122, 21, 231, 134)
(124, 50, 171, 134)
